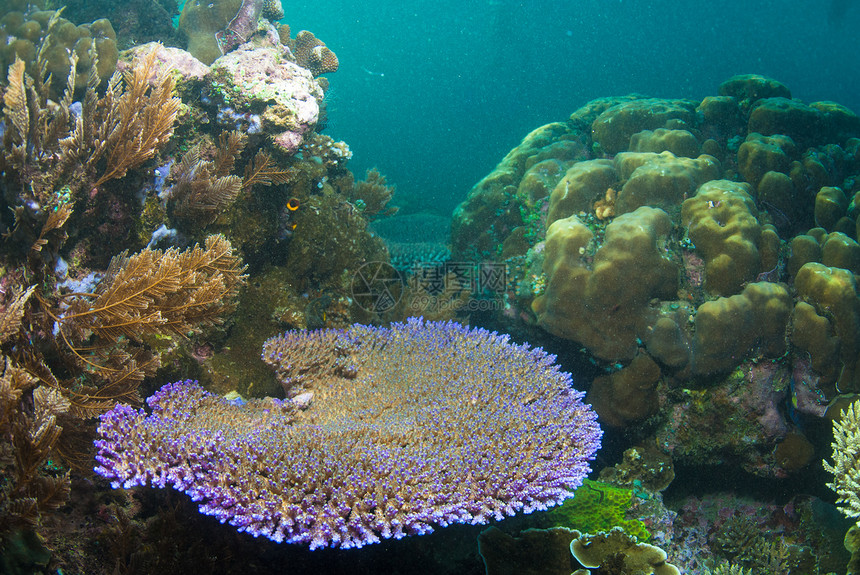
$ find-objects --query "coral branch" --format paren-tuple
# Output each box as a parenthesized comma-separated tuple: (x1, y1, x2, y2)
(0, 286, 35, 346)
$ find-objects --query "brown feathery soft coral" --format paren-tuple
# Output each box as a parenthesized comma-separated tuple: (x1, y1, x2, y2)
(0, 285, 35, 346)
(90, 46, 181, 186)
(57, 234, 245, 342)
(166, 132, 247, 227)
(1, 41, 179, 257)
(0, 286, 71, 540)
(2, 39, 179, 192)
(165, 130, 295, 229)
(33, 234, 246, 419)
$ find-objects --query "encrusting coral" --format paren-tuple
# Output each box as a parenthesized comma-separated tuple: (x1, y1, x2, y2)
(207, 36, 324, 155)
(569, 527, 680, 575)
(542, 479, 652, 541)
(94, 319, 602, 549)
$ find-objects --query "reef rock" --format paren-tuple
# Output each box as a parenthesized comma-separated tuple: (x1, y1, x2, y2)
(209, 42, 324, 154)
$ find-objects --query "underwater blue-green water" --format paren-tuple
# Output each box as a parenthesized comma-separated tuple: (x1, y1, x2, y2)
(283, 0, 860, 215)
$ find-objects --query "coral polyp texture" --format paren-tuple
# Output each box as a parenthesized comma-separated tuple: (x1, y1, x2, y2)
(94, 319, 601, 550)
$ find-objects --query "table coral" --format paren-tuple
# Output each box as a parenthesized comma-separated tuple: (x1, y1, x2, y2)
(95, 319, 602, 549)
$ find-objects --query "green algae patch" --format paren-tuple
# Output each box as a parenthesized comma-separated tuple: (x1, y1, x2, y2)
(543, 479, 651, 541)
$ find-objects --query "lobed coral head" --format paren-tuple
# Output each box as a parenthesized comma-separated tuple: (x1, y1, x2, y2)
(95, 319, 601, 549)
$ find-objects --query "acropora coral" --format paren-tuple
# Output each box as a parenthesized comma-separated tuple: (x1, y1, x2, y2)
(94, 319, 602, 549)
(825, 399, 860, 522)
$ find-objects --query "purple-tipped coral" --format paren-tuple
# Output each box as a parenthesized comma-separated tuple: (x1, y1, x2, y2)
(95, 318, 601, 549)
